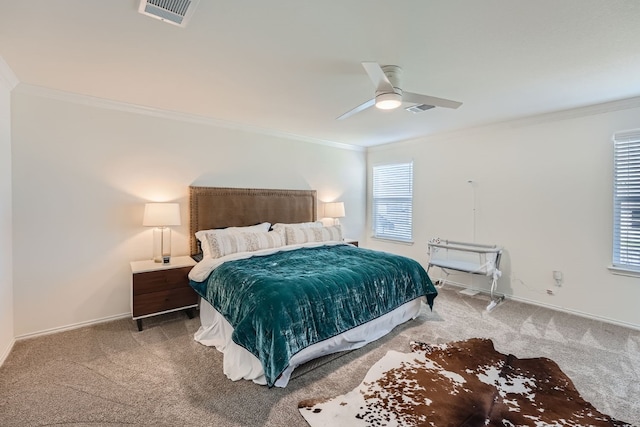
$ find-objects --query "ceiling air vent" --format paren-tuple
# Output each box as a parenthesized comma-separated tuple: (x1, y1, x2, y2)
(405, 104, 436, 114)
(138, 0, 200, 27)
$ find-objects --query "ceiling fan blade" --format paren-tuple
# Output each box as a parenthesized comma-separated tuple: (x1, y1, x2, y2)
(336, 98, 375, 120)
(403, 92, 463, 109)
(361, 62, 394, 92)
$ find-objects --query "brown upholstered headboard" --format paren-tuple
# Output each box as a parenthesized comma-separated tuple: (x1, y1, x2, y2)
(189, 186, 317, 255)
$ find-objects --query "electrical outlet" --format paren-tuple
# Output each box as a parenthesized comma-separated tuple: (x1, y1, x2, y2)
(546, 289, 554, 295)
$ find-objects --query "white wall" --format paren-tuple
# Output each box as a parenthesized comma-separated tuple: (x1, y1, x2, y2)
(366, 102, 640, 328)
(11, 83, 638, 337)
(11, 89, 366, 336)
(0, 63, 14, 362)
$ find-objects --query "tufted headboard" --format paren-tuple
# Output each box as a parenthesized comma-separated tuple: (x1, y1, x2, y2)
(189, 186, 317, 256)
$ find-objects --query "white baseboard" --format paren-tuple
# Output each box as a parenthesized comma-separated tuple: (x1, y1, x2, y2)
(441, 282, 640, 331)
(506, 294, 640, 331)
(0, 338, 15, 367)
(15, 312, 131, 341)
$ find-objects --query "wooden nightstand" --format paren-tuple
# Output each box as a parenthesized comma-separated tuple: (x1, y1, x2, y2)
(130, 256, 198, 331)
(344, 239, 359, 247)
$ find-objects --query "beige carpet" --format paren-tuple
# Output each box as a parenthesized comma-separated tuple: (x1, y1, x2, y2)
(1, 286, 639, 426)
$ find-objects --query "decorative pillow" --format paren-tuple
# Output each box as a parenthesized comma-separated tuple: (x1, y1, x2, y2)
(271, 221, 323, 231)
(196, 222, 271, 258)
(285, 225, 343, 245)
(272, 221, 323, 245)
(204, 230, 284, 259)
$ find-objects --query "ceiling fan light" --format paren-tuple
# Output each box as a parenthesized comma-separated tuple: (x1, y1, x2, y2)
(375, 93, 402, 110)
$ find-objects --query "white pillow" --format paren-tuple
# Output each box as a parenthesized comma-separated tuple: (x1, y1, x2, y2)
(272, 221, 323, 245)
(196, 222, 271, 258)
(271, 221, 323, 230)
(203, 230, 284, 259)
(285, 225, 343, 245)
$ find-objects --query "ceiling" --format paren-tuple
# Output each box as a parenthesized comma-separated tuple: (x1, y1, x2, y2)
(1, 1, 639, 148)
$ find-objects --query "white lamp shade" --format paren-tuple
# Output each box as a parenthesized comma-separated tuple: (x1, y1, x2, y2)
(324, 201, 345, 218)
(143, 203, 181, 227)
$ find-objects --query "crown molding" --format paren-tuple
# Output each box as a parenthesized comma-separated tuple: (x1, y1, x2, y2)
(13, 83, 364, 152)
(16, 80, 640, 154)
(0, 57, 19, 90)
(370, 95, 640, 152)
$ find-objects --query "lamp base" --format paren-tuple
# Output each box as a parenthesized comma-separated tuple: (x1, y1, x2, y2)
(152, 227, 172, 263)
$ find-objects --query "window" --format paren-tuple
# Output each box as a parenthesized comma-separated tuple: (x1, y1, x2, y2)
(372, 162, 413, 242)
(613, 129, 640, 271)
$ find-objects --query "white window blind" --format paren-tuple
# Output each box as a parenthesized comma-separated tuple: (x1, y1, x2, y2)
(613, 129, 640, 270)
(372, 162, 413, 242)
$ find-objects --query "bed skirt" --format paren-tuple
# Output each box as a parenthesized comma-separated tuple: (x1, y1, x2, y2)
(194, 297, 424, 387)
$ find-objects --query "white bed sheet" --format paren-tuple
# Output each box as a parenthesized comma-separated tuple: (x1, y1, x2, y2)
(194, 296, 424, 388)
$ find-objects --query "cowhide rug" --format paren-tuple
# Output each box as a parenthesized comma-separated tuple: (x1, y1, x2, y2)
(298, 338, 632, 427)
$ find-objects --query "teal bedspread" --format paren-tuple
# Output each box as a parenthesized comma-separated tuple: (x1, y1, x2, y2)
(190, 244, 437, 387)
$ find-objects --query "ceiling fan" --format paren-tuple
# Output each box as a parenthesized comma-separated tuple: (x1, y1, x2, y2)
(337, 62, 462, 120)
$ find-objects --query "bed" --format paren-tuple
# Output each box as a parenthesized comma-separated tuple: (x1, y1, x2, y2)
(187, 186, 437, 387)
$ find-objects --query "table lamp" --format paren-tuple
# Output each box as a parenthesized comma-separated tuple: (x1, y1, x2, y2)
(324, 201, 345, 225)
(143, 202, 181, 263)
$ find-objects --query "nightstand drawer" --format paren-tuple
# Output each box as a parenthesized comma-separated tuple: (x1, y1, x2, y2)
(130, 256, 198, 330)
(133, 266, 192, 295)
(132, 287, 198, 317)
